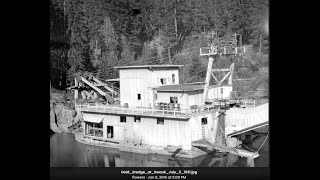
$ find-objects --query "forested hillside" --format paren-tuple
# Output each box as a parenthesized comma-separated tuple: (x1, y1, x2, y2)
(50, 0, 269, 99)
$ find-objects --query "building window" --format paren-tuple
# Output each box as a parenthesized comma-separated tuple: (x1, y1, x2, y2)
(120, 116, 126, 123)
(221, 87, 223, 94)
(170, 97, 178, 104)
(160, 78, 167, 85)
(155, 93, 157, 100)
(85, 122, 103, 137)
(107, 126, 114, 138)
(157, 118, 164, 125)
(172, 74, 175, 84)
(201, 118, 207, 125)
(137, 94, 141, 100)
(134, 116, 141, 123)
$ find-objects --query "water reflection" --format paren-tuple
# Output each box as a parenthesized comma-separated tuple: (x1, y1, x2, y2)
(50, 133, 268, 167)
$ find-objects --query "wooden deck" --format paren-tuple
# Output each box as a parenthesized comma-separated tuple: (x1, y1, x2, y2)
(76, 104, 216, 119)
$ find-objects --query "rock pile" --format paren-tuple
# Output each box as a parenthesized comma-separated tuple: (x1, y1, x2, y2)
(50, 92, 82, 133)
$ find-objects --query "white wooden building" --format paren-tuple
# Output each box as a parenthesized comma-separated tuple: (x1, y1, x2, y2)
(153, 83, 233, 109)
(114, 65, 182, 108)
(80, 109, 219, 152)
(75, 64, 234, 157)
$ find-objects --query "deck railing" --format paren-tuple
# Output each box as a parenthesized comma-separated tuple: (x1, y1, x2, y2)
(75, 103, 216, 118)
(241, 99, 256, 108)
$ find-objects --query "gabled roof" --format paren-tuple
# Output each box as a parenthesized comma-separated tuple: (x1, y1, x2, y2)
(114, 64, 183, 70)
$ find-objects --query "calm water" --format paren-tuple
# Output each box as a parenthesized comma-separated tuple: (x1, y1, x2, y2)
(50, 133, 269, 167)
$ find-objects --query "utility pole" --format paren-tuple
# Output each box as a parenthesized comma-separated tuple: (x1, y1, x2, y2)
(200, 29, 241, 107)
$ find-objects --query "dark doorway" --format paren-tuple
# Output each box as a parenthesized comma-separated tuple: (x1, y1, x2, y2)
(170, 97, 178, 104)
(201, 118, 207, 125)
(107, 126, 114, 138)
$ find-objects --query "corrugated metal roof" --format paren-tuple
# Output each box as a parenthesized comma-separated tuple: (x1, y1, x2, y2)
(153, 83, 232, 92)
(114, 64, 183, 70)
(82, 113, 104, 123)
(153, 84, 205, 92)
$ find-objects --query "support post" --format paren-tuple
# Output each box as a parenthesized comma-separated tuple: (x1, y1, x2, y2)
(212, 111, 220, 144)
(202, 56, 215, 108)
(228, 63, 234, 85)
(247, 157, 255, 167)
(217, 112, 226, 146)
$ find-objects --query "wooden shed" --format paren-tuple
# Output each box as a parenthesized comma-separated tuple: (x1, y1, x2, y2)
(152, 83, 233, 109)
(207, 85, 233, 100)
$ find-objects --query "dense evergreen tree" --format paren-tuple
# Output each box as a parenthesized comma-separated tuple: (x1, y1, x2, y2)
(120, 35, 135, 65)
(186, 57, 206, 83)
(50, 0, 269, 98)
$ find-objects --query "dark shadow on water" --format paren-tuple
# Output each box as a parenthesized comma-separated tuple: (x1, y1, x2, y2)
(49, 128, 55, 137)
(50, 133, 269, 167)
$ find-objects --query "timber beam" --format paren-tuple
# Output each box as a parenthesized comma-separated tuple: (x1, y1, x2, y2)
(212, 68, 230, 72)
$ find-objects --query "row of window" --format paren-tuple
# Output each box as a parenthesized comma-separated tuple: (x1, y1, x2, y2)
(138, 88, 224, 101)
(160, 74, 175, 85)
(85, 117, 206, 138)
(138, 93, 179, 103)
(120, 116, 164, 125)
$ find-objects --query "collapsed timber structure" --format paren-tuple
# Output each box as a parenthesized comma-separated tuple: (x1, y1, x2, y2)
(69, 31, 268, 167)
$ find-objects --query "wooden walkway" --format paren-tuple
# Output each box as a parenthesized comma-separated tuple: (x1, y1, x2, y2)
(76, 104, 216, 119)
(224, 103, 268, 136)
(227, 121, 268, 137)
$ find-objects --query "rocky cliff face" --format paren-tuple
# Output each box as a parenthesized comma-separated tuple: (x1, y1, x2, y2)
(50, 92, 82, 133)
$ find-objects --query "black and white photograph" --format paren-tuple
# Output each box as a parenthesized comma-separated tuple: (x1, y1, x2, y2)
(50, 0, 269, 171)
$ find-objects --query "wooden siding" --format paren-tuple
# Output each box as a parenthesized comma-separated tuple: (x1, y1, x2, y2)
(208, 86, 233, 99)
(119, 69, 179, 108)
(89, 114, 193, 150)
(187, 90, 203, 108)
(189, 111, 220, 144)
(189, 116, 203, 142)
